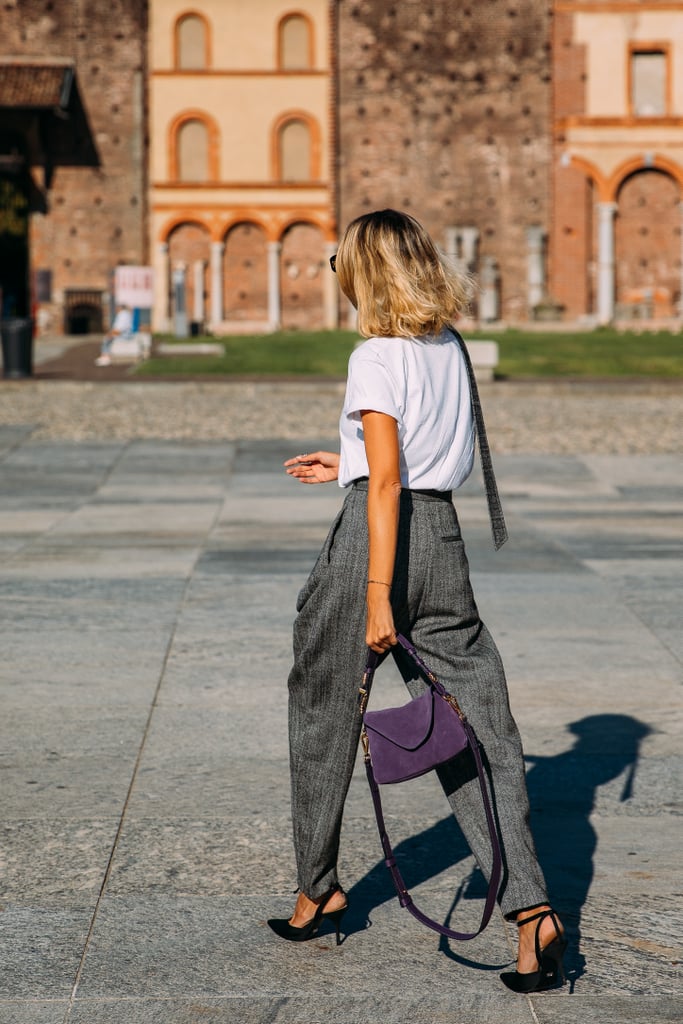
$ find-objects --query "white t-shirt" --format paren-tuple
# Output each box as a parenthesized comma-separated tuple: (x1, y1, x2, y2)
(338, 328, 475, 491)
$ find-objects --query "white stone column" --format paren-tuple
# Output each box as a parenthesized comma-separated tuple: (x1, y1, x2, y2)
(460, 227, 479, 272)
(445, 226, 479, 275)
(152, 242, 170, 333)
(267, 241, 282, 331)
(193, 260, 205, 327)
(526, 225, 546, 313)
(172, 262, 189, 338)
(323, 240, 338, 329)
(597, 202, 617, 325)
(209, 241, 224, 330)
(479, 256, 500, 322)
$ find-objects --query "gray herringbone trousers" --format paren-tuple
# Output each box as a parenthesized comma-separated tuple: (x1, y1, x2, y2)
(288, 483, 548, 918)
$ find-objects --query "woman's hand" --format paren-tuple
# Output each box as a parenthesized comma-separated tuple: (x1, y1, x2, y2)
(366, 586, 397, 653)
(284, 451, 340, 484)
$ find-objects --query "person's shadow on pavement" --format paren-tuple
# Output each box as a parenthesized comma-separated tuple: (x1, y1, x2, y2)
(345, 713, 651, 990)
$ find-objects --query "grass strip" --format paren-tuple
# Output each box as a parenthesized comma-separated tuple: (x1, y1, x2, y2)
(136, 328, 683, 379)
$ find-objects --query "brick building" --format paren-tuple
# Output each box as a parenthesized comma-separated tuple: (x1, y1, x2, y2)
(0, 0, 148, 335)
(3, 0, 683, 335)
(552, 0, 683, 323)
(337, 0, 553, 323)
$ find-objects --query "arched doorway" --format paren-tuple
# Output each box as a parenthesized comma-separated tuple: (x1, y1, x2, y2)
(615, 169, 681, 317)
(167, 222, 211, 332)
(223, 222, 268, 325)
(280, 222, 326, 329)
(64, 290, 104, 334)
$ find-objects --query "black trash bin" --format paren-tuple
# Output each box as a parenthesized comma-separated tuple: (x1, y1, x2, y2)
(1, 318, 33, 379)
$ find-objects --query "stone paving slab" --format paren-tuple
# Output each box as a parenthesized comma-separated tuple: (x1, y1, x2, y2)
(1, 819, 121, 900)
(0, 1004, 67, 1024)
(72, 895, 511, 999)
(64, 997, 536, 1024)
(0, 436, 681, 1023)
(1, 378, 681, 454)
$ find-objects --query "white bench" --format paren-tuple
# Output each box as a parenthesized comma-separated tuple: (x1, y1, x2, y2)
(464, 340, 499, 381)
(156, 342, 224, 356)
(109, 332, 152, 363)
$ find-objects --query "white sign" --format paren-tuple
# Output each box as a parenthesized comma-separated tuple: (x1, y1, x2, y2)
(114, 266, 154, 308)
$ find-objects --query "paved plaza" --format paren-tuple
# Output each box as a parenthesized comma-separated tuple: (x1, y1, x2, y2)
(0, 413, 681, 1022)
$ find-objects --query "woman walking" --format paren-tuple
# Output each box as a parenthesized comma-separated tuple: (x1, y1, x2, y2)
(267, 209, 565, 992)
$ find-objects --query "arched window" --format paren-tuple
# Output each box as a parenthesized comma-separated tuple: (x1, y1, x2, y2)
(170, 111, 219, 181)
(279, 119, 311, 181)
(175, 119, 210, 181)
(278, 13, 313, 70)
(175, 13, 210, 70)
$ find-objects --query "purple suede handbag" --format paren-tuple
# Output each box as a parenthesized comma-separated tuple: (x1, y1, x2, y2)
(359, 634, 503, 941)
(363, 653, 469, 785)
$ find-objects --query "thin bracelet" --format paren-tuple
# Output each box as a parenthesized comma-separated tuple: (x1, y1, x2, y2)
(367, 579, 391, 587)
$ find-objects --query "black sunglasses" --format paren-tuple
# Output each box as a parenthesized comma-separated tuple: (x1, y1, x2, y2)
(329, 254, 337, 272)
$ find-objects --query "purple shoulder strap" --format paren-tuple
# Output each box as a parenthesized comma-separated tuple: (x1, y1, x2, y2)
(361, 635, 503, 941)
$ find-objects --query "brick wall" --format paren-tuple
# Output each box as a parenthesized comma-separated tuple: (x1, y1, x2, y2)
(3, 0, 148, 333)
(223, 224, 269, 324)
(336, 0, 552, 322)
(553, 9, 586, 121)
(615, 170, 681, 314)
(549, 6, 589, 318)
(551, 164, 593, 319)
(280, 223, 326, 330)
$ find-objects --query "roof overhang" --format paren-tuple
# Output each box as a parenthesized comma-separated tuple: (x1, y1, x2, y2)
(0, 57, 99, 173)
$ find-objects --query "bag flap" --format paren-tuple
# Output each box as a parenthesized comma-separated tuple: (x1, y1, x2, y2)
(364, 689, 436, 751)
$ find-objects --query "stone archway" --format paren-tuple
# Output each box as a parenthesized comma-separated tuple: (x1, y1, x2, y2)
(167, 222, 211, 332)
(223, 222, 268, 326)
(280, 222, 326, 330)
(615, 169, 681, 318)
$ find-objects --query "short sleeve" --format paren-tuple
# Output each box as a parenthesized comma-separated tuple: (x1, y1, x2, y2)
(343, 344, 402, 422)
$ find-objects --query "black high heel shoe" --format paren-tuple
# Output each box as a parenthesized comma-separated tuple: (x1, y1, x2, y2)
(500, 908, 567, 993)
(268, 887, 347, 946)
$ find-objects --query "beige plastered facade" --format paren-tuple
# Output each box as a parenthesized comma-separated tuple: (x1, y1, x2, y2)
(566, 6, 683, 190)
(554, 1, 683, 322)
(149, 0, 337, 333)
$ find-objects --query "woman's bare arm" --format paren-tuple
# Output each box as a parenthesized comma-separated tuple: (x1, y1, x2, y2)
(361, 410, 402, 653)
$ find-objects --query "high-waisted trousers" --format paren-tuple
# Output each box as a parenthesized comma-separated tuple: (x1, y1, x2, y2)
(287, 482, 548, 918)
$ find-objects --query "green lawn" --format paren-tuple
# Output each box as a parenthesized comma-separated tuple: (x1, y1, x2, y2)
(136, 328, 683, 379)
(471, 328, 683, 378)
(138, 330, 358, 377)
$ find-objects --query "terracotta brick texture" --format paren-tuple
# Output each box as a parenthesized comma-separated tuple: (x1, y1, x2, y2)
(336, 0, 552, 322)
(615, 170, 681, 314)
(224, 224, 269, 324)
(4, 0, 148, 333)
(551, 164, 594, 320)
(280, 223, 327, 330)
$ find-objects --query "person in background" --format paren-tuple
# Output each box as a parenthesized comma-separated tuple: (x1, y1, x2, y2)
(95, 304, 133, 366)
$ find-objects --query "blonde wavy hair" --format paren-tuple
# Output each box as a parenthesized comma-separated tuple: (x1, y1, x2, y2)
(335, 209, 470, 338)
